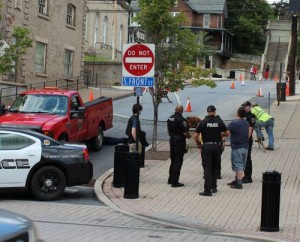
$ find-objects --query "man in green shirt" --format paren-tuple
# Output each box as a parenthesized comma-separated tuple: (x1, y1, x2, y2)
(251, 104, 274, 150)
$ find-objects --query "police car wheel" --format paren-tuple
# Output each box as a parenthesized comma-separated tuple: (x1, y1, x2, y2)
(92, 126, 104, 151)
(30, 166, 66, 201)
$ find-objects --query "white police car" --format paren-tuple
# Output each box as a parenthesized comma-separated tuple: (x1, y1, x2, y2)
(0, 208, 39, 242)
(0, 127, 93, 201)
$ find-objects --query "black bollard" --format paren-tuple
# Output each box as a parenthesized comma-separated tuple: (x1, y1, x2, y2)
(124, 152, 141, 199)
(140, 144, 145, 168)
(112, 144, 129, 188)
(260, 170, 281, 232)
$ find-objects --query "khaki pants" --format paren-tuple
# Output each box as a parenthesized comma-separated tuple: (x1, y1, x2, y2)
(128, 142, 142, 154)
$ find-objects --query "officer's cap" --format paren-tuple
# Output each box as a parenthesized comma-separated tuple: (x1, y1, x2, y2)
(241, 101, 251, 107)
(207, 105, 216, 112)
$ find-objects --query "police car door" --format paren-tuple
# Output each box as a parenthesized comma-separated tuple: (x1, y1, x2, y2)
(0, 131, 42, 187)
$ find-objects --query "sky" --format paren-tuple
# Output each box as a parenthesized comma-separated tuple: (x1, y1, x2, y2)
(266, 0, 281, 3)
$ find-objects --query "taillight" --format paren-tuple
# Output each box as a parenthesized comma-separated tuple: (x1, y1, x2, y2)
(83, 148, 89, 161)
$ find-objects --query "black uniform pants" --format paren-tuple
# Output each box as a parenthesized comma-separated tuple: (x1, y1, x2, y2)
(244, 139, 253, 178)
(201, 144, 221, 192)
(168, 137, 185, 185)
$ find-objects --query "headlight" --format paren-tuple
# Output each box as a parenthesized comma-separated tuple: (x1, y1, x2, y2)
(43, 130, 54, 138)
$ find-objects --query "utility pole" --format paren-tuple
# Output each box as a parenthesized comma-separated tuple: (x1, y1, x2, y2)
(288, 15, 298, 96)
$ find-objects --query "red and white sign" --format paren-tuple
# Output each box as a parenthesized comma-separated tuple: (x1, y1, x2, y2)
(122, 43, 155, 77)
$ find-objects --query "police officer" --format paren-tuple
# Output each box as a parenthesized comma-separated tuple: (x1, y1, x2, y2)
(194, 105, 229, 196)
(167, 105, 191, 187)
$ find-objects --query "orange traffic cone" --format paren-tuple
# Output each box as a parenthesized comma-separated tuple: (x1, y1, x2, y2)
(230, 81, 235, 89)
(185, 97, 192, 112)
(286, 83, 290, 96)
(239, 73, 243, 81)
(274, 74, 279, 82)
(89, 90, 94, 101)
(257, 86, 264, 97)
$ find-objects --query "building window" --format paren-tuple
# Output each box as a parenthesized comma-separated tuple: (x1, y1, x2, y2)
(64, 49, 73, 77)
(171, 12, 180, 17)
(102, 16, 107, 45)
(93, 12, 100, 48)
(67, 4, 76, 26)
(203, 14, 210, 28)
(119, 25, 123, 51)
(39, 0, 48, 15)
(35, 42, 47, 74)
(15, 0, 23, 10)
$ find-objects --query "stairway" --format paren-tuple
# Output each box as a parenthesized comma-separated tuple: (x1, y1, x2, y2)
(264, 20, 292, 79)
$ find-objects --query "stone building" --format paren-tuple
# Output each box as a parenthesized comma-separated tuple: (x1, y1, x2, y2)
(1, 0, 86, 84)
(85, 0, 129, 61)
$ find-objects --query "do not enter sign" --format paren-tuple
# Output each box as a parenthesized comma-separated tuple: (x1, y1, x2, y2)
(122, 43, 155, 77)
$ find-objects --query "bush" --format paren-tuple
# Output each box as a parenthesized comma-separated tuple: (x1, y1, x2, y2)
(186, 116, 201, 128)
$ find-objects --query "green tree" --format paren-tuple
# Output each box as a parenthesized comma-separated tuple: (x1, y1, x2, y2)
(226, 0, 274, 55)
(0, 26, 33, 76)
(136, 0, 216, 151)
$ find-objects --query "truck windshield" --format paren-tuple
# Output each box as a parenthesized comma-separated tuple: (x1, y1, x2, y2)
(9, 95, 68, 115)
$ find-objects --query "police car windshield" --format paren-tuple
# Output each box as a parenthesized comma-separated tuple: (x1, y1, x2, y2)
(10, 95, 68, 115)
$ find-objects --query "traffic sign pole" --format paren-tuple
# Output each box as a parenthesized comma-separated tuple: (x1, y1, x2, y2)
(122, 43, 155, 152)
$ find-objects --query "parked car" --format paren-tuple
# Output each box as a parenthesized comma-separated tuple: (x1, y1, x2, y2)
(0, 87, 113, 151)
(0, 127, 93, 201)
(0, 208, 39, 242)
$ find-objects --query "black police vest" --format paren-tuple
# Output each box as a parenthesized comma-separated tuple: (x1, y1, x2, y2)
(201, 116, 223, 142)
(167, 113, 183, 136)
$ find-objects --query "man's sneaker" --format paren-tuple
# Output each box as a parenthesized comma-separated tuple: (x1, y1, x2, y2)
(217, 175, 222, 179)
(265, 147, 274, 151)
(227, 180, 236, 186)
(242, 177, 253, 184)
(230, 184, 243, 189)
(171, 182, 184, 188)
(212, 188, 217, 193)
(199, 191, 212, 196)
(255, 137, 265, 142)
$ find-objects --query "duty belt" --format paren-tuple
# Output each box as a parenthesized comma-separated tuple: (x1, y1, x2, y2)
(204, 142, 219, 145)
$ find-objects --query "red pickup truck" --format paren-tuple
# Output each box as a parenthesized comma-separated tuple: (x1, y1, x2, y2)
(0, 88, 113, 151)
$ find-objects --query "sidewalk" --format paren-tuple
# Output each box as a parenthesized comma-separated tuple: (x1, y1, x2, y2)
(95, 90, 300, 242)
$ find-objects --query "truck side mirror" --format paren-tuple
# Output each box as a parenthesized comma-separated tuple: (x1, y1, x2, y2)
(0, 104, 6, 114)
(71, 106, 86, 119)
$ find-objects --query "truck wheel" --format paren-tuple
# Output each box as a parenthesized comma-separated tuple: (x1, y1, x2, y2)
(92, 126, 104, 151)
(30, 166, 66, 201)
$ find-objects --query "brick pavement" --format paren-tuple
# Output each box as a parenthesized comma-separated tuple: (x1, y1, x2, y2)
(96, 94, 300, 242)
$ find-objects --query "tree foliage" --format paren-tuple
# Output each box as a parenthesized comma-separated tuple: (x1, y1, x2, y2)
(226, 0, 274, 55)
(0, 26, 33, 74)
(136, 0, 216, 150)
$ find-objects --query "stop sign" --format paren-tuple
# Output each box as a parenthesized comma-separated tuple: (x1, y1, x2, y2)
(122, 43, 155, 77)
